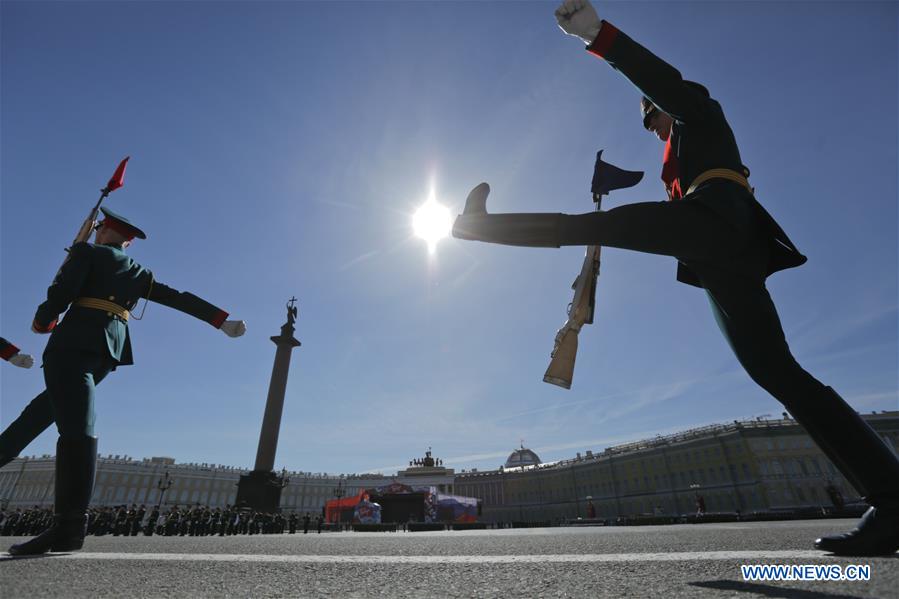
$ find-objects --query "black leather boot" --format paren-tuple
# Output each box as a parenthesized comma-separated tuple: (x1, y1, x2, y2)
(8, 436, 97, 556)
(783, 387, 899, 555)
(815, 507, 899, 556)
(451, 183, 563, 248)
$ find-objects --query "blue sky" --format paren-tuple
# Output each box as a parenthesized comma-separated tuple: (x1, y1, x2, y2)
(1, 1, 896, 476)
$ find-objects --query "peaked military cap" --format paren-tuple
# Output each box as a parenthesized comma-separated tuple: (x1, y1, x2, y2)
(100, 206, 147, 240)
(641, 82, 710, 130)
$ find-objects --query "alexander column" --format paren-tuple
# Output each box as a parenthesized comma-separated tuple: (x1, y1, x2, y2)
(235, 297, 301, 512)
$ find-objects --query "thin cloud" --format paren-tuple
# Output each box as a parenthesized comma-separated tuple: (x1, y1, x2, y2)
(338, 249, 381, 272)
(792, 302, 897, 355)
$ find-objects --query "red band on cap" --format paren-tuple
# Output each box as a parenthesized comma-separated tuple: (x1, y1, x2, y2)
(101, 218, 136, 241)
(586, 20, 619, 59)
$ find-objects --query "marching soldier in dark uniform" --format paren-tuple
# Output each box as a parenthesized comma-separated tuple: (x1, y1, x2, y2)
(132, 504, 146, 536)
(114, 505, 128, 536)
(453, 0, 899, 556)
(6, 207, 247, 555)
(0, 337, 34, 370)
(220, 505, 232, 536)
(145, 506, 159, 536)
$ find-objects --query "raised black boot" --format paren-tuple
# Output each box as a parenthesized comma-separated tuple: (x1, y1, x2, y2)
(452, 183, 563, 248)
(8, 435, 97, 555)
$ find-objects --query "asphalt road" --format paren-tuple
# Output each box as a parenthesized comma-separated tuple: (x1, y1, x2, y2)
(1, 519, 896, 598)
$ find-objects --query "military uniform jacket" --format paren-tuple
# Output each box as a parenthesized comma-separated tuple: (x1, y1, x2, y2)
(34, 242, 228, 365)
(587, 21, 807, 288)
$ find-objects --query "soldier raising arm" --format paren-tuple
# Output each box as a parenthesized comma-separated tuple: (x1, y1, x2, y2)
(5, 207, 246, 556)
(452, 0, 899, 557)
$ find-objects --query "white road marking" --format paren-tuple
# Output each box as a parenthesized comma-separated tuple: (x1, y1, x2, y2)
(8, 550, 842, 563)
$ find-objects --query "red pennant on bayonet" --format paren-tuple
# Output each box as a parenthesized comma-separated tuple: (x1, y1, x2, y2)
(104, 156, 130, 194)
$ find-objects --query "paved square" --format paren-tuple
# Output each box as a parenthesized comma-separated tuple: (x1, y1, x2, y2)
(2, 519, 896, 598)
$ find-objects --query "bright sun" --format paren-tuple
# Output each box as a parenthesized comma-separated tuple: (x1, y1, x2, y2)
(412, 192, 452, 253)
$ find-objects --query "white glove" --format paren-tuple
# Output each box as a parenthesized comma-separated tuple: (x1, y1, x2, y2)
(9, 353, 34, 369)
(555, 0, 602, 44)
(221, 320, 247, 338)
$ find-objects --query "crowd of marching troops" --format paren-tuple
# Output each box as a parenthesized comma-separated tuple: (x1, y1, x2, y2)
(1, 504, 324, 538)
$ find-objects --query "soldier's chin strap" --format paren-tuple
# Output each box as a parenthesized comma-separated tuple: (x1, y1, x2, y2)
(132, 274, 154, 321)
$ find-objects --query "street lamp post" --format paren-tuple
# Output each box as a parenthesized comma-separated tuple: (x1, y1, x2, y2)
(278, 468, 290, 512)
(333, 475, 345, 530)
(156, 471, 173, 509)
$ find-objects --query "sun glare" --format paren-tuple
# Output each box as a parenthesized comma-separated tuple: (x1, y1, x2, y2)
(412, 192, 452, 254)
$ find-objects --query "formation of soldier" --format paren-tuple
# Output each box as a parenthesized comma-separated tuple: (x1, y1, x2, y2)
(0, 504, 325, 539)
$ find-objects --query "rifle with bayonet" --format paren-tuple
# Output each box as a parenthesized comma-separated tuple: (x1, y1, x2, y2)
(69, 156, 130, 249)
(543, 150, 643, 389)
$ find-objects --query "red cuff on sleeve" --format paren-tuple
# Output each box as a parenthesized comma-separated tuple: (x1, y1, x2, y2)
(32, 319, 57, 333)
(0, 343, 19, 360)
(210, 310, 229, 329)
(586, 20, 619, 58)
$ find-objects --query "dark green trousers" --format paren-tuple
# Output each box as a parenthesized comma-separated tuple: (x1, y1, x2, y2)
(0, 350, 114, 458)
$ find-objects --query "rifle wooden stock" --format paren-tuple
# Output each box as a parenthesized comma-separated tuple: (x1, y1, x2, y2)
(541, 151, 641, 389)
(68, 191, 108, 251)
(72, 208, 100, 247)
(59, 195, 105, 279)
(543, 244, 600, 389)
(543, 327, 579, 389)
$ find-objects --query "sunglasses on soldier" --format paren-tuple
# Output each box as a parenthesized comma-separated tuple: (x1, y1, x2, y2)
(642, 105, 658, 130)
